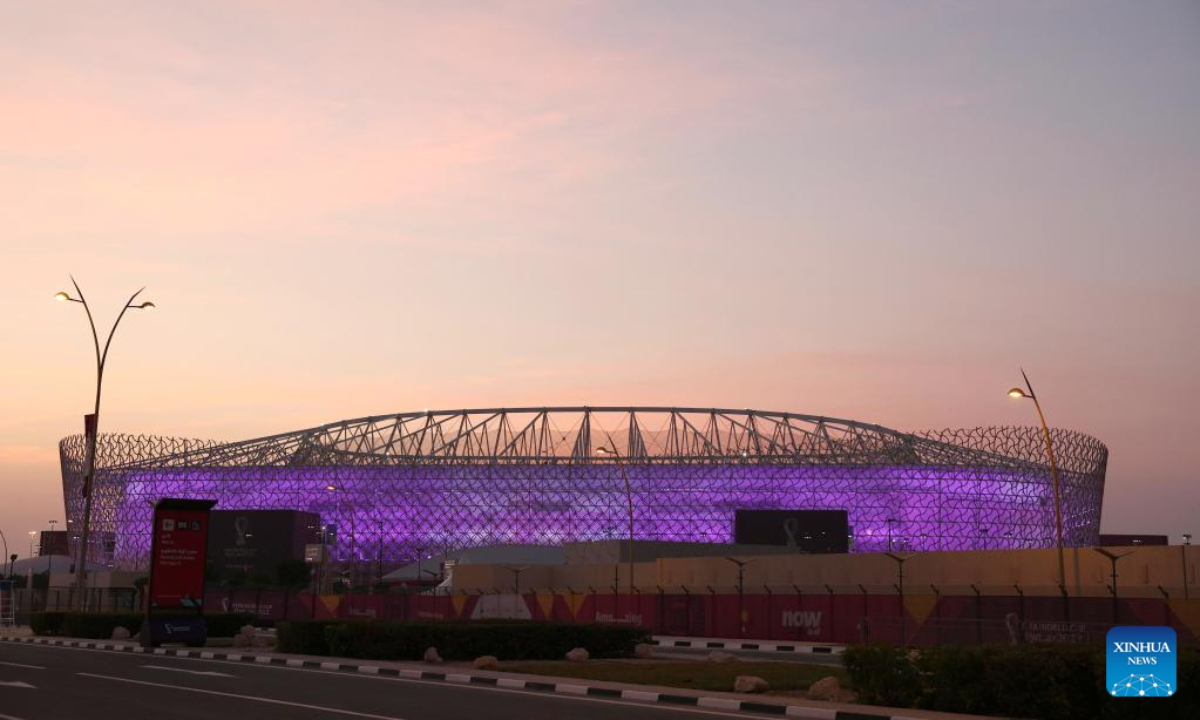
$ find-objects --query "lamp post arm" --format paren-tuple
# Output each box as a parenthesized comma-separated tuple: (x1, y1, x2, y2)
(98, 288, 145, 372)
(70, 277, 103, 377)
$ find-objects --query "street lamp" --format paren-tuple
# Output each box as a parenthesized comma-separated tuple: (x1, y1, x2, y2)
(1183, 534, 1192, 600)
(0, 529, 8, 578)
(505, 565, 531, 617)
(56, 279, 155, 609)
(1007, 369, 1066, 593)
(28, 531, 36, 559)
(47, 520, 57, 601)
(724, 557, 757, 638)
(326, 483, 358, 614)
(1095, 548, 1133, 625)
(885, 552, 915, 646)
(596, 440, 636, 602)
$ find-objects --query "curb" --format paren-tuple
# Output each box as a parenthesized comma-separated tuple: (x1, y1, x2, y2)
(652, 637, 846, 655)
(1, 636, 907, 719)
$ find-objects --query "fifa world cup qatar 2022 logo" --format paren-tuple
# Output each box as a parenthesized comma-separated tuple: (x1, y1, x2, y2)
(1107, 626, 1177, 698)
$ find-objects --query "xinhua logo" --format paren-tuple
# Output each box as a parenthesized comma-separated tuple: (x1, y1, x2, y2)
(1106, 626, 1176, 697)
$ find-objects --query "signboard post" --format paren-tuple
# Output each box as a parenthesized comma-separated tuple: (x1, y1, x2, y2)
(142, 498, 217, 648)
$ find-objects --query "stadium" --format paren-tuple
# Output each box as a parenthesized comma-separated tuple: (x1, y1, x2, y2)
(58, 407, 1108, 571)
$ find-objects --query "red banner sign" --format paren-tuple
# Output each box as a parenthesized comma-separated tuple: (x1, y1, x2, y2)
(149, 503, 214, 610)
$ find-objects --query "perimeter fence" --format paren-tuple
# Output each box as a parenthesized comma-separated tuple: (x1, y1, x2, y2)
(9, 583, 1196, 647)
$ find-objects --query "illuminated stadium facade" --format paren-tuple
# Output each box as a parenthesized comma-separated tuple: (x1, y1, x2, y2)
(58, 407, 1108, 571)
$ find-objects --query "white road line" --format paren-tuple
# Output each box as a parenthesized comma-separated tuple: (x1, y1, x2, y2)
(0, 681, 36, 689)
(141, 665, 236, 678)
(0, 713, 31, 720)
(0, 661, 45, 670)
(12, 641, 789, 719)
(76, 673, 407, 719)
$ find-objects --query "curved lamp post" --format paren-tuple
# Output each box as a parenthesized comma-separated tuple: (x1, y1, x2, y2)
(56, 279, 155, 609)
(0, 529, 7, 577)
(1008, 369, 1066, 592)
(595, 440, 636, 602)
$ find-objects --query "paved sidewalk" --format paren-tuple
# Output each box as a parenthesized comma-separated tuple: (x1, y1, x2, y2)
(1, 634, 998, 720)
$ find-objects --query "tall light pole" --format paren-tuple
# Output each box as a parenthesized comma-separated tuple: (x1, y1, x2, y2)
(724, 557, 757, 637)
(47, 520, 57, 603)
(1094, 548, 1132, 625)
(0, 530, 8, 577)
(1183, 534, 1192, 600)
(595, 440, 636, 602)
(28, 531, 36, 560)
(56, 280, 155, 609)
(885, 552, 914, 646)
(1008, 369, 1066, 593)
(325, 483, 357, 615)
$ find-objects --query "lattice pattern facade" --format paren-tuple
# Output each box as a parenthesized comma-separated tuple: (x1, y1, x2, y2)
(58, 408, 1107, 570)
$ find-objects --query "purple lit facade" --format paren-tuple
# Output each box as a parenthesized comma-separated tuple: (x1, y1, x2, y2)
(59, 408, 1108, 570)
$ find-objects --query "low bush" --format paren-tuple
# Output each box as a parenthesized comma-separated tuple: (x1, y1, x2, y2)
(31, 611, 254, 640)
(278, 620, 648, 661)
(845, 642, 1200, 719)
(203, 612, 258, 638)
(277, 619, 344, 655)
(842, 643, 920, 708)
(30, 611, 70, 636)
(45, 612, 145, 639)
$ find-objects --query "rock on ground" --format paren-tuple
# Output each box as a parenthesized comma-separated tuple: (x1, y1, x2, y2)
(634, 643, 655, 659)
(473, 655, 499, 670)
(734, 675, 769, 694)
(239, 625, 257, 637)
(423, 647, 443, 664)
(806, 676, 841, 701)
(110, 626, 131, 641)
(707, 650, 737, 663)
(565, 647, 589, 663)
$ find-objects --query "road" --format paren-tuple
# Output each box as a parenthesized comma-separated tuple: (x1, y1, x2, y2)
(0, 642, 762, 720)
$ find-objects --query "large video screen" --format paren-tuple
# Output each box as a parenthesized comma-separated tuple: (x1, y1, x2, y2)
(734, 509, 849, 553)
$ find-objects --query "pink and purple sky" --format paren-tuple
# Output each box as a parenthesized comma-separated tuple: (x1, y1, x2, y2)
(2, 1, 1198, 554)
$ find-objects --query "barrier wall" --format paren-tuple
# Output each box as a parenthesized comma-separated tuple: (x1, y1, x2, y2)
(196, 586, 1200, 647)
(14, 583, 1198, 646)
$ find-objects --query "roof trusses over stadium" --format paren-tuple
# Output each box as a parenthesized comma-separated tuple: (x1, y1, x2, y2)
(64, 407, 1106, 475)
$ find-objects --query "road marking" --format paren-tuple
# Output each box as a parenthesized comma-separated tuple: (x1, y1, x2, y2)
(0, 661, 45, 670)
(0, 713, 31, 720)
(76, 673, 408, 719)
(9, 640, 786, 718)
(0, 681, 36, 689)
(142, 665, 236, 678)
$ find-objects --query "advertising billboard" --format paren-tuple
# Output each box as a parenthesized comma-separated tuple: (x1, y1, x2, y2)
(207, 510, 320, 579)
(149, 500, 217, 609)
(734, 509, 849, 553)
(144, 498, 217, 648)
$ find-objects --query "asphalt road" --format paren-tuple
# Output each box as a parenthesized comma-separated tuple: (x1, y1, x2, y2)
(0, 642, 760, 720)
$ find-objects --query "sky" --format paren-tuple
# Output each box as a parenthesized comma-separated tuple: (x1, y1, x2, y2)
(1, 0, 1198, 557)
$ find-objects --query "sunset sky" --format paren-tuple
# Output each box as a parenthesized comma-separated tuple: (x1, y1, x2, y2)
(1, 1, 1197, 554)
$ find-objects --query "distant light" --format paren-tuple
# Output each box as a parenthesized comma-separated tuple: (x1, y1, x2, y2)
(1008, 388, 1027, 399)
(325, 484, 337, 492)
(54, 291, 71, 302)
